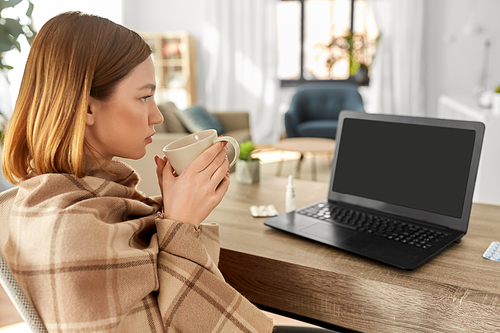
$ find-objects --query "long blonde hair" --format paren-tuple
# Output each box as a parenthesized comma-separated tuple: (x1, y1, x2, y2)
(1, 12, 152, 184)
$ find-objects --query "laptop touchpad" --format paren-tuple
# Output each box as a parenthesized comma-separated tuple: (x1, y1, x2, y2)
(360, 244, 418, 266)
(300, 223, 356, 243)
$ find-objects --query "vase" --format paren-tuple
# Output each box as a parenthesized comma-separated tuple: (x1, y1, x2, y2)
(235, 160, 260, 184)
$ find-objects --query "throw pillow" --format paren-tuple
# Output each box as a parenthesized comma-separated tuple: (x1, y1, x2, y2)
(175, 105, 227, 134)
(157, 102, 187, 133)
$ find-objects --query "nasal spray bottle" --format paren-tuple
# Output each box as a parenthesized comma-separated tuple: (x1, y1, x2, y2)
(285, 174, 296, 213)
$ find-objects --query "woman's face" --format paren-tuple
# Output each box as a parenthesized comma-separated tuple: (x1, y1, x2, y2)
(85, 57, 164, 160)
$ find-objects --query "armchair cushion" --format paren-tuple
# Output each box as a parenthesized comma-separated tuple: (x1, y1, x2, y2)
(175, 105, 227, 134)
(297, 120, 338, 139)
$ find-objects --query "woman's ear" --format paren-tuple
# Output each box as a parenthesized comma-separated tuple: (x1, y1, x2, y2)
(86, 97, 97, 126)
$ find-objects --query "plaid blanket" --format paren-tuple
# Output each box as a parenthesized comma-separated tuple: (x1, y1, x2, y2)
(4, 160, 273, 332)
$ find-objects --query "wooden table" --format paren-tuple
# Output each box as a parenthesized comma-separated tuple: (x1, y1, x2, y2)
(272, 137, 335, 180)
(208, 175, 500, 333)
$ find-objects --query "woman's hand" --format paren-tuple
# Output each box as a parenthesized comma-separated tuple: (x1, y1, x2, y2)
(154, 142, 230, 227)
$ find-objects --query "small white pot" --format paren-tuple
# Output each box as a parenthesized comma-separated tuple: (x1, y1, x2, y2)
(492, 93, 500, 115)
(235, 160, 260, 184)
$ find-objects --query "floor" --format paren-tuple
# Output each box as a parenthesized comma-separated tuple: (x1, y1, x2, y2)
(0, 146, 333, 331)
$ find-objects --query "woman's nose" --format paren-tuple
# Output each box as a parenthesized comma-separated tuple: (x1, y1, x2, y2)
(150, 103, 163, 125)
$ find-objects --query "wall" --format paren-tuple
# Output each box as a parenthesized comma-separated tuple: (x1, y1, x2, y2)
(123, 0, 204, 35)
(123, 0, 206, 104)
(123, 0, 500, 119)
(424, 0, 500, 116)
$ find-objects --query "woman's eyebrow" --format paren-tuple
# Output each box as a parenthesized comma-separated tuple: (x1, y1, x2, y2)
(139, 83, 156, 91)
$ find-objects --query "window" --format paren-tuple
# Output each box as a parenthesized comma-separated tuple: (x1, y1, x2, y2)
(277, 0, 379, 87)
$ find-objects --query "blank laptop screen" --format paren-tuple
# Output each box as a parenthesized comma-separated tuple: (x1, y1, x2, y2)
(332, 118, 476, 218)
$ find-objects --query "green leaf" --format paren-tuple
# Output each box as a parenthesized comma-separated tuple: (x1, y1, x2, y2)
(0, 37, 16, 52)
(10, 36, 20, 51)
(26, 1, 33, 17)
(0, 0, 23, 11)
(3, 18, 23, 39)
(7, 0, 23, 8)
(239, 141, 259, 161)
(0, 0, 36, 70)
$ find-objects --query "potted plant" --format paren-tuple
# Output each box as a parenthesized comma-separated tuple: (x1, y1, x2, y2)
(235, 140, 260, 184)
(319, 27, 379, 85)
(0, 0, 35, 190)
(0, 0, 36, 142)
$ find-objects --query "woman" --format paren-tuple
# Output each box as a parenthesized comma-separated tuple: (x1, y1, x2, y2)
(1, 12, 273, 332)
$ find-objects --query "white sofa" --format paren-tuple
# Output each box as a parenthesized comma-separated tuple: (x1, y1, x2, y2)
(117, 102, 252, 196)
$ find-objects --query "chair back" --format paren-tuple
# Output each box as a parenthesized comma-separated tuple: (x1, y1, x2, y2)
(292, 83, 364, 121)
(0, 187, 48, 332)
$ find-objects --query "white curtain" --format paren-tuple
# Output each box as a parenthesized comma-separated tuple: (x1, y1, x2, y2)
(368, 0, 425, 116)
(200, 0, 280, 144)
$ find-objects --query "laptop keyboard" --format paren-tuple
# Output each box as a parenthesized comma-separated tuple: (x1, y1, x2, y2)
(297, 202, 449, 250)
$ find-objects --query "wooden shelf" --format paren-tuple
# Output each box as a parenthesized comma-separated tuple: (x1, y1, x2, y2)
(141, 32, 197, 109)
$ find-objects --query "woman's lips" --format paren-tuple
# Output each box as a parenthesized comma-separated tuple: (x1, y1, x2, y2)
(145, 132, 155, 143)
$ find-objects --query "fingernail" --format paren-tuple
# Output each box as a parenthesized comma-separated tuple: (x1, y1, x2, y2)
(222, 141, 228, 147)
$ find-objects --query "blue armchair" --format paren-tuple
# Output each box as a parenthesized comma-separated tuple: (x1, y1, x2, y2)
(284, 83, 364, 139)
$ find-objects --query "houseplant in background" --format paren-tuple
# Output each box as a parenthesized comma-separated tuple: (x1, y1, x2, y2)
(0, 0, 35, 191)
(0, 0, 36, 70)
(235, 141, 260, 184)
(320, 27, 379, 85)
(0, 110, 6, 144)
(0, 0, 36, 135)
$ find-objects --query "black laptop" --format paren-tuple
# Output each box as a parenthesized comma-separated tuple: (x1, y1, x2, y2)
(265, 110, 485, 269)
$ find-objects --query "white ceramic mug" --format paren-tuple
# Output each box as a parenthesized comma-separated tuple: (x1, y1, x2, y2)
(163, 129, 240, 175)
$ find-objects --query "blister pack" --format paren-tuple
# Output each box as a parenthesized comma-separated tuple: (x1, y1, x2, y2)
(483, 241, 500, 262)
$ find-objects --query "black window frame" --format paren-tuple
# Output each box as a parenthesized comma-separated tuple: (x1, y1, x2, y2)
(280, 0, 365, 88)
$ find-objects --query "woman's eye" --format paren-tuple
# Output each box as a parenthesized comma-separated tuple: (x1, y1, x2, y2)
(141, 95, 153, 102)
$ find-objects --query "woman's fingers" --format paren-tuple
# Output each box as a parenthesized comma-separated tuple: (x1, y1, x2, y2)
(201, 142, 229, 179)
(157, 141, 233, 226)
(154, 155, 166, 196)
(186, 142, 227, 174)
(209, 153, 229, 186)
(216, 170, 230, 193)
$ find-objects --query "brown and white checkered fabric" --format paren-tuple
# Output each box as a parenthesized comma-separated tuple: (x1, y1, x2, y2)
(3, 160, 273, 332)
